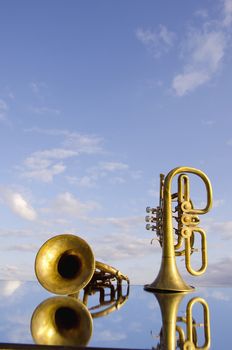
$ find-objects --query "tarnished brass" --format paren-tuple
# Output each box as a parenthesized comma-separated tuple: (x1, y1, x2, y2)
(31, 282, 129, 346)
(151, 292, 210, 350)
(31, 296, 92, 347)
(145, 167, 213, 292)
(35, 234, 129, 295)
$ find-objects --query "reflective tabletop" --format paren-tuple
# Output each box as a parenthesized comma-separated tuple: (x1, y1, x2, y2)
(0, 281, 231, 349)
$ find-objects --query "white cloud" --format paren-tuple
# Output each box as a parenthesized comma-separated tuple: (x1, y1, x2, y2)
(23, 148, 77, 182)
(194, 9, 208, 19)
(99, 162, 129, 172)
(24, 128, 104, 154)
(136, 25, 175, 58)
(94, 330, 127, 342)
(198, 257, 232, 286)
(223, 0, 232, 27)
(21, 130, 104, 182)
(6, 243, 38, 252)
(173, 70, 210, 96)
(66, 161, 133, 188)
(0, 281, 22, 297)
(0, 264, 33, 281)
(94, 233, 155, 261)
(1, 189, 37, 221)
(62, 132, 103, 154)
(213, 199, 224, 208)
(0, 99, 8, 120)
(66, 175, 97, 188)
(24, 162, 66, 182)
(209, 220, 232, 239)
(172, 29, 226, 96)
(52, 192, 101, 217)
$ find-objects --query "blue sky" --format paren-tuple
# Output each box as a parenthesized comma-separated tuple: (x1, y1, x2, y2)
(0, 0, 232, 285)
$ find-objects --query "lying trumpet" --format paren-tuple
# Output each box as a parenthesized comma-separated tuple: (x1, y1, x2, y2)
(145, 166, 213, 292)
(35, 234, 129, 295)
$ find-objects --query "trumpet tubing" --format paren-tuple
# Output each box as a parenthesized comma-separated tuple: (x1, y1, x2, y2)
(145, 166, 213, 292)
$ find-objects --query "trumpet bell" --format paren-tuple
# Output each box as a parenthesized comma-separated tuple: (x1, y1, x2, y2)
(31, 296, 93, 346)
(35, 234, 95, 295)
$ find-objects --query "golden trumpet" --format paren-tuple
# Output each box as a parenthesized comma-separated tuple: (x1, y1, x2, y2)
(35, 234, 129, 295)
(145, 166, 213, 292)
(152, 292, 210, 350)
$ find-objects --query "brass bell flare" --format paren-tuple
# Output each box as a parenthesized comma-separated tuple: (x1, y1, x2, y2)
(144, 258, 194, 292)
(35, 234, 129, 295)
(31, 296, 92, 347)
(35, 234, 95, 295)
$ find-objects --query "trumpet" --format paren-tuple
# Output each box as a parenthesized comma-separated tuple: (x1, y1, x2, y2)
(145, 166, 213, 292)
(35, 234, 129, 295)
(152, 292, 210, 350)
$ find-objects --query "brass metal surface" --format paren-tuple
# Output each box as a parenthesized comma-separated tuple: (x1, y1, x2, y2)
(35, 234, 129, 295)
(145, 167, 213, 292)
(31, 296, 93, 347)
(31, 283, 129, 347)
(151, 291, 210, 350)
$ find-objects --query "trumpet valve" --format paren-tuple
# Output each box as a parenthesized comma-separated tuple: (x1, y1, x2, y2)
(146, 224, 157, 231)
(146, 206, 157, 214)
(181, 214, 200, 226)
(145, 215, 157, 223)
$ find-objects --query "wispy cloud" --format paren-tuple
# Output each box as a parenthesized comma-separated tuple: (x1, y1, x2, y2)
(5, 243, 38, 252)
(0, 99, 8, 121)
(29, 106, 61, 115)
(29, 81, 47, 99)
(21, 129, 104, 182)
(66, 161, 139, 188)
(22, 148, 72, 182)
(0, 189, 37, 221)
(94, 232, 154, 261)
(0, 281, 22, 297)
(136, 25, 176, 58)
(208, 220, 232, 239)
(172, 0, 232, 96)
(50, 191, 101, 217)
(222, 0, 232, 27)
(172, 28, 226, 96)
(201, 119, 216, 126)
(198, 257, 232, 286)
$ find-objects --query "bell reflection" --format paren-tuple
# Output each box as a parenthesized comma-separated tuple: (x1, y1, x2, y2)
(31, 296, 92, 347)
(31, 282, 129, 347)
(151, 292, 210, 350)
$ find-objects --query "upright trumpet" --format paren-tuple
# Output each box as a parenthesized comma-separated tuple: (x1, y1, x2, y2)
(145, 166, 213, 292)
(35, 234, 129, 295)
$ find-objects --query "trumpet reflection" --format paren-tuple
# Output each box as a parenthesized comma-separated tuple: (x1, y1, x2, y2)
(150, 292, 210, 350)
(31, 282, 129, 347)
